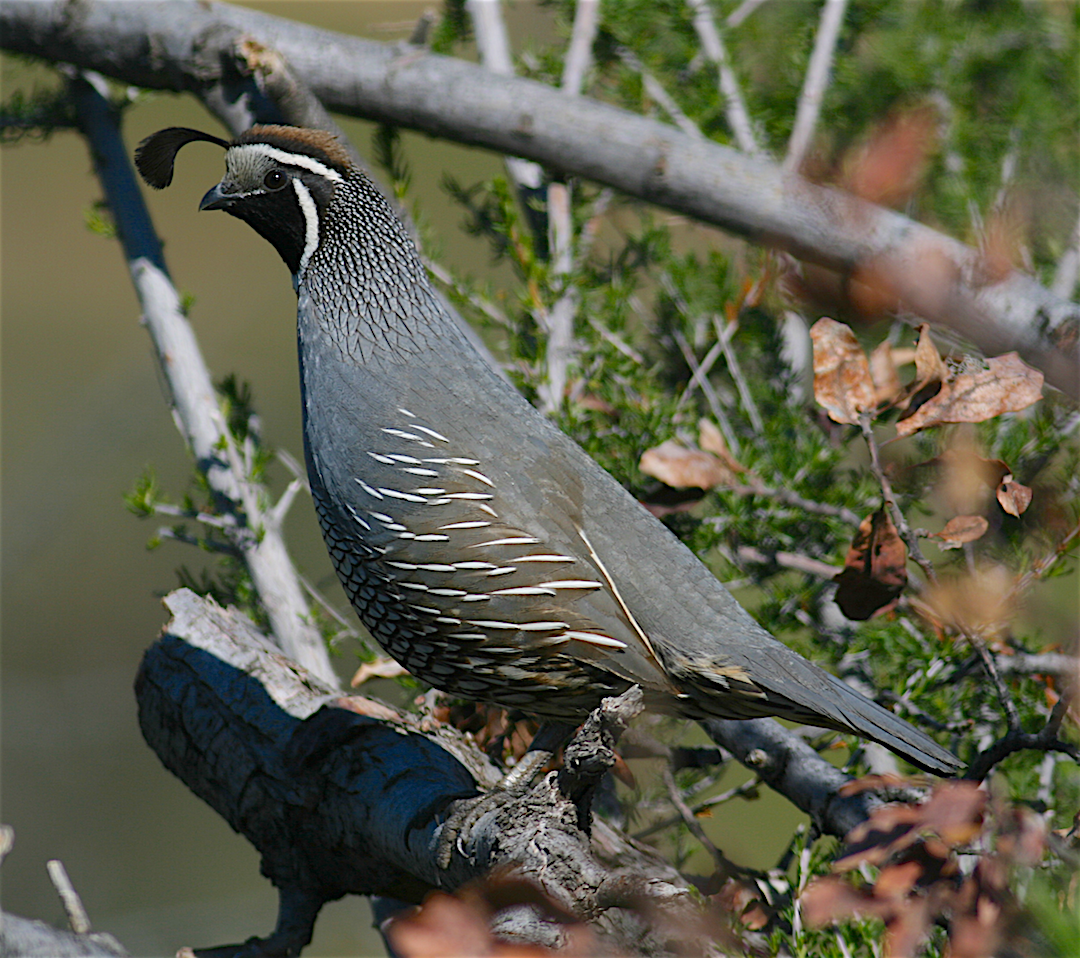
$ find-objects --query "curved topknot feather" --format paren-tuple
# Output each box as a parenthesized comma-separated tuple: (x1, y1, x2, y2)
(134, 127, 231, 189)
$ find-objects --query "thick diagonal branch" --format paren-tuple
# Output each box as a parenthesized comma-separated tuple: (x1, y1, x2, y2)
(4, 0, 1074, 393)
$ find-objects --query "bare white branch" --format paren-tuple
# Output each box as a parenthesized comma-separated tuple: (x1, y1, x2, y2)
(688, 0, 760, 154)
(617, 46, 704, 139)
(467, 0, 543, 191)
(538, 0, 599, 414)
(1051, 207, 1080, 301)
(713, 313, 765, 434)
(726, 0, 771, 29)
(784, 0, 849, 172)
(46, 860, 91, 935)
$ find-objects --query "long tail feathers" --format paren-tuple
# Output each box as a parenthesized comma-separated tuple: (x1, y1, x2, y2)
(701, 643, 962, 775)
(812, 669, 961, 774)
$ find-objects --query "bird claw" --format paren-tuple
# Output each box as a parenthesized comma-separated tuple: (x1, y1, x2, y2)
(435, 787, 519, 869)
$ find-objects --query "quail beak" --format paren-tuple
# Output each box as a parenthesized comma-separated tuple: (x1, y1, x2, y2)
(198, 182, 235, 211)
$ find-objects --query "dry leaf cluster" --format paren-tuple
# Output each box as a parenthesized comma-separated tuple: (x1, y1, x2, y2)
(801, 779, 1057, 958)
(809, 319, 1044, 436)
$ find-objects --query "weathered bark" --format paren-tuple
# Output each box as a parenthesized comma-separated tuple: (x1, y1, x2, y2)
(2, 0, 1076, 393)
(0, 914, 128, 958)
(135, 590, 703, 956)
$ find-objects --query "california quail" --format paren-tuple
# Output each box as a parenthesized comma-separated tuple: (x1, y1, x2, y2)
(135, 125, 960, 775)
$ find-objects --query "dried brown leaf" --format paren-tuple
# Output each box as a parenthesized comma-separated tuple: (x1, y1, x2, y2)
(919, 781, 986, 846)
(844, 106, 938, 207)
(936, 442, 1011, 516)
(834, 509, 908, 620)
(801, 877, 890, 926)
(884, 895, 934, 958)
(838, 773, 913, 796)
(922, 565, 1015, 641)
(896, 352, 1044, 437)
(869, 340, 904, 405)
(351, 657, 409, 687)
(996, 476, 1033, 517)
(697, 418, 745, 473)
(892, 325, 947, 424)
(875, 860, 924, 901)
(810, 317, 877, 424)
(837, 805, 924, 870)
(933, 515, 989, 550)
(388, 894, 494, 958)
(639, 439, 735, 490)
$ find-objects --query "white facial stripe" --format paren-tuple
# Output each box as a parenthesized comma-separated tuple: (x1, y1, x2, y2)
(292, 179, 320, 279)
(231, 143, 344, 182)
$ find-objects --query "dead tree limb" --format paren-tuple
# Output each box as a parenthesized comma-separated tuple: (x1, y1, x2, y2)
(136, 590, 702, 956)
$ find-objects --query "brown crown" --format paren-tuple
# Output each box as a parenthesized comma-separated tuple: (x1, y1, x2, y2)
(238, 125, 353, 175)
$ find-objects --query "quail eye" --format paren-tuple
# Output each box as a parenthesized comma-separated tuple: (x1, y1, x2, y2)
(263, 169, 287, 191)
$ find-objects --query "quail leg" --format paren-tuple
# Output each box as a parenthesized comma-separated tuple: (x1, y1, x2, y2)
(436, 721, 576, 868)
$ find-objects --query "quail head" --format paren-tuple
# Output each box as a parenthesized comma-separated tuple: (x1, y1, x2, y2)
(135, 125, 961, 775)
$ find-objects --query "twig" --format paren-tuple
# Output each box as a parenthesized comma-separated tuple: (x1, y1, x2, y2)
(965, 694, 1078, 781)
(858, 413, 937, 584)
(722, 481, 863, 526)
(466, 0, 545, 196)
(540, 183, 579, 413)
(537, 0, 598, 415)
(267, 477, 305, 529)
(713, 313, 765, 434)
(424, 258, 514, 330)
(732, 544, 840, 580)
(561, 0, 598, 94)
(1007, 516, 1080, 605)
(47, 860, 91, 935)
(971, 635, 1022, 731)
(675, 334, 725, 408)
(151, 503, 237, 530)
(687, 0, 760, 154)
(784, 0, 848, 172)
(995, 652, 1078, 678)
(276, 447, 309, 488)
(156, 527, 243, 557)
(297, 572, 361, 641)
(725, 0, 771, 29)
(68, 71, 336, 685)
(616, 46, 704, 139)
(635, 775, 761, 839)
(574, 188, 613, 268)
(1051, 206, 1080, 300)
(587, 316, 645, 365)
(672, 329, 741, 457)
(660, 764, 732, 875)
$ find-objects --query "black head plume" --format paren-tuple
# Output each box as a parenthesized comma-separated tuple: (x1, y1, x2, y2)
(135, 127, 231, 189)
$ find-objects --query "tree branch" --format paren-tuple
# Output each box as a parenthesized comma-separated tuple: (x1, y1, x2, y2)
(137, 589, 701, 956)
(5, 0, 1073, 391)
(687, 0, 760, 155)
(784, 0, 848, 172)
